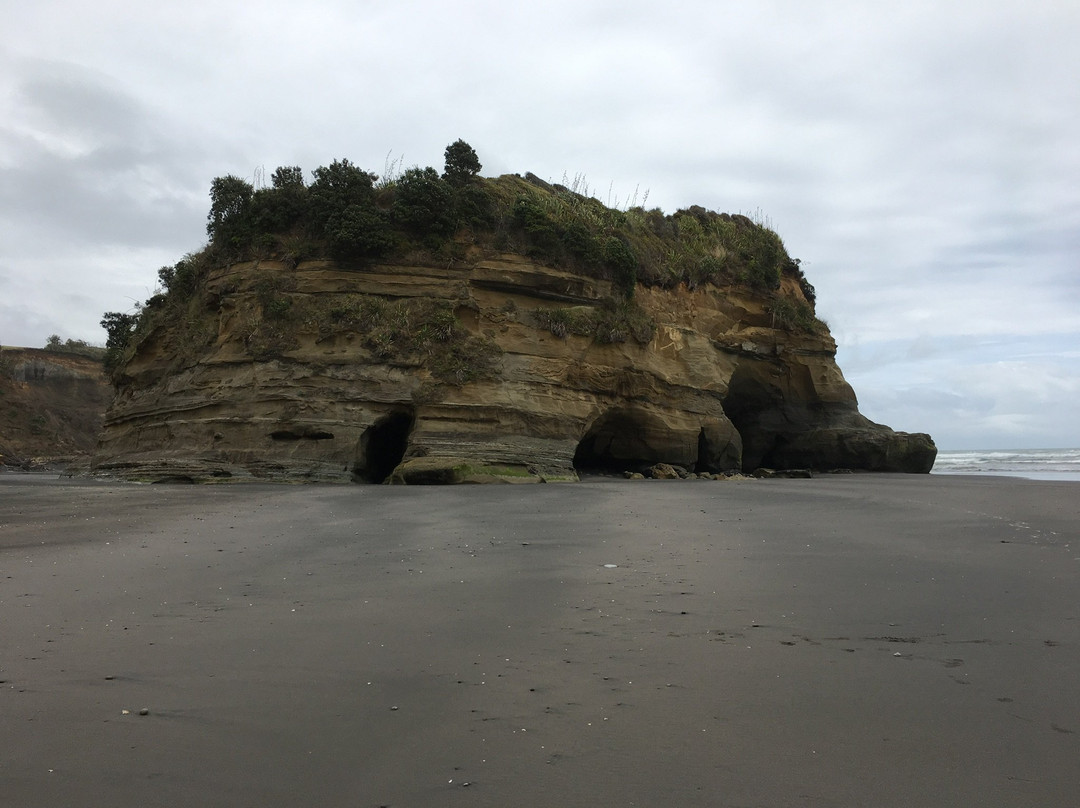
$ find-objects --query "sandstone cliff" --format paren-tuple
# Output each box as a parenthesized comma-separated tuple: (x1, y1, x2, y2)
(93, 159, 934, 482)
(94, 253, 934, 483)
(0, 347, 111, 469)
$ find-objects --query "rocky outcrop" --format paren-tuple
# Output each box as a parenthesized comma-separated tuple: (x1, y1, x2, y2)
(0, 348, 111, 468)
(93, 253, 935, 483)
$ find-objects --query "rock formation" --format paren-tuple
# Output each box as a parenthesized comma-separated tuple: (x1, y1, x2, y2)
(92, 160, 935, 483)
(93, 253, 934, 483)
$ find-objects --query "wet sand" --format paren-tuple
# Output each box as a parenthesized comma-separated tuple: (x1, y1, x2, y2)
(1, 473, 1077, 807)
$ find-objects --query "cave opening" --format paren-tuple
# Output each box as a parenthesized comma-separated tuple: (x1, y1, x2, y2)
(722, 364, 778, 471)
(573, 408, 663, 475)
(355, 410, 414, 483)
(695, 427, 709, 474)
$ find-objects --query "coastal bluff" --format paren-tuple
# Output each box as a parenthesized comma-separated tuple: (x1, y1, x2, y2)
(0, 346, 110, 469)
(93, 252, 934, 483)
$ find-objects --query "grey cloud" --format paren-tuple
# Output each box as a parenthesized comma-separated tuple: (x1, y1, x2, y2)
(16, 66, 145, 148)
(1, 60, 213, 248)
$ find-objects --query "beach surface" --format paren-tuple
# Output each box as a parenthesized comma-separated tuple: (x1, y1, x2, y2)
(2, 473, 1077, 807)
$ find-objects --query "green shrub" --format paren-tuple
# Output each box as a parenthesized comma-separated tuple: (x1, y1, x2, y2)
(253, 275, 298, 318)
(428, 335, 501, 384)
(294, 294, 501, 384)
(770, 297, 824, 334)
(42, 336, 106, 360)
(157, 252, 208, 300)
(308, 159, 378, 224)
(328, 204, 395, 259)
(561, 220, 601, 264)
(100, 311, 138, 371)
(512, 194, 562, 258)
(246, 320, 299, 360)
(532, 298, 654, 345)
(250, 182, 308, 236)
(394, 167, 457, 240)
(207, 175, 255, 250)
(593, 297, 655, 344)
(277, 234, 322, 268)
(455, 183, 495, 228)
(271, 166, 304, 189)
(532, 307, 596, 338)
(603, 237, 638, 298)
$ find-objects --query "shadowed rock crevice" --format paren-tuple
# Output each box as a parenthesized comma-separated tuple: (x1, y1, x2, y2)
(354, 410, 415, 483)
(695, 428, 710, 473)
(722, 361, 785, 471)
(573, 408, 670, 474)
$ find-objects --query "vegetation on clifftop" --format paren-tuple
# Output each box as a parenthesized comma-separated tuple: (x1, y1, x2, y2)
(43, 335, 106, 361)
(102, 140, 823, 376)
(195, 142, 811, 299)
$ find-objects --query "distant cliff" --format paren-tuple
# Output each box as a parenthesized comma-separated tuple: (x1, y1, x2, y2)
(0, 347, 111, 469)
(93, 152, 935, 482)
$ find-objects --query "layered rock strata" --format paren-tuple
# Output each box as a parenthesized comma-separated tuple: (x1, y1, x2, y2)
(93, 255, 936, 483)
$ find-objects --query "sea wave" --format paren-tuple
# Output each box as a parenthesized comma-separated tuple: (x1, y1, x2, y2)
(932, 448, 1080, 481)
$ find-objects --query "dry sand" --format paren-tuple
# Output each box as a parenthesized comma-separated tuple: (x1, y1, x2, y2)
(1, 472, 1077, 807)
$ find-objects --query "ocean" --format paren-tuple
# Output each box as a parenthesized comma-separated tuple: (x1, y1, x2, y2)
(932, 448, 1080, 482)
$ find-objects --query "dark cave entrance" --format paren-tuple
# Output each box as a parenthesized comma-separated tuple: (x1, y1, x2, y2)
(722, 364, 779, 471)
(573, 408, 663, 475)
(354, 410, 415, 483)
(695, 427, 710, 474)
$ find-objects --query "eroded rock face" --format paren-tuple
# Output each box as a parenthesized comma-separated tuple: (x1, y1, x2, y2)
(0, 348, 111, 468)
(93, 255, 935, 482)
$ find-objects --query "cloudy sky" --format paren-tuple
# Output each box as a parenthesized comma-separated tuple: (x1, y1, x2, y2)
(2, 0, 1077, 450)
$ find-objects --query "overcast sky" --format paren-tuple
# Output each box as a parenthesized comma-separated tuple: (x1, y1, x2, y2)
(2, 1, 1078, 450)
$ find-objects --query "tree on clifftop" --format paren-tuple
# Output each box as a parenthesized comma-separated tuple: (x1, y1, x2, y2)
(443, 139, 481, 187)
(396, 167, 456, 239)
(271, 166, 305, 190)
(307, 159, 391, 258)
(308, 159, 377, 220)
(207, 175, 254, 248)
(100, 311, 138, 371)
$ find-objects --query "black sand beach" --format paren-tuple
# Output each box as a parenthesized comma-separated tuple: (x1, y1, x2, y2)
(2, 474, 1077, 807)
